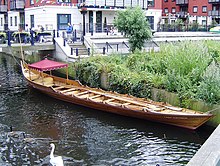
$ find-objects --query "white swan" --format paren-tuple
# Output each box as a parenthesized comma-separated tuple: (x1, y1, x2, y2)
(50, 143, 64, 166)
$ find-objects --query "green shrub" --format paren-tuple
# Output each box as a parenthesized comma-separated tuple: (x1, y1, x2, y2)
(74, 61, 101, 87)
(196, 61, 220, 104)
(73, 40, 219, 104)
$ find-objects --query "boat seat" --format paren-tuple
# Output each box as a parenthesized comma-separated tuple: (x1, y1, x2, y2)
(60, 88, 76, 93)
(34, 77, 54, 85)
(45, 83, 54, 87)
(65, 91, 79, 96)
(75, 91, 89, 96)
(121, 102, 131, 108)
(28, 74, 40, 81)
(87, 95, 101, 100)
(102, 98, 115, 104)
(78, 94, 90, 99)
(53, 86, 65, 90)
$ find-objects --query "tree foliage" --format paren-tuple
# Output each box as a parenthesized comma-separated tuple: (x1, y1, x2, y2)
(114, 7, 152, 52)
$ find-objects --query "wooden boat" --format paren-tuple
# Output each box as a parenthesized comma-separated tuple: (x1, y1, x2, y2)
(21, 59, 214, 130)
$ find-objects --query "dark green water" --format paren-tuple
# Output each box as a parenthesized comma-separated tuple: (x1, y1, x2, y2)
(0, 53, 215, 166)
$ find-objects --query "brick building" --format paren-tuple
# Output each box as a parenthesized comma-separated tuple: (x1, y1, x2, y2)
(0, 0, 162, 33)
(161, 0, 219, 29)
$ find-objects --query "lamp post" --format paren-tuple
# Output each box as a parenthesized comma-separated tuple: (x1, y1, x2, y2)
(80, 6, 87, 42)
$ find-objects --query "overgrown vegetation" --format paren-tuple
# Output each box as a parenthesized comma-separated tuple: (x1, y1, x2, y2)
(74, 40, 220, 105)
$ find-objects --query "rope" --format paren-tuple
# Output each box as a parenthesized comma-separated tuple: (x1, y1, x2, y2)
(8, 46, 21, 67)
(18, 31, 25, 63)
(9, 31, 26, 67)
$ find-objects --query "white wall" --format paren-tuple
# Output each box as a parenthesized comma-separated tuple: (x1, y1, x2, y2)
(0, 14, 5, 31)
(188, 16, 212, 26)
(8, 11, 20, 31)
(25, 6, 82, 31)
(85, 0, 148, 8)
(146, 9, 162, 31)
(24, 5, 160, 33)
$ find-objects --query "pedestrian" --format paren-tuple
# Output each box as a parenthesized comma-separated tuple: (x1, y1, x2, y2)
(25, 24, 29, 32)
(66, 23, 73, 42)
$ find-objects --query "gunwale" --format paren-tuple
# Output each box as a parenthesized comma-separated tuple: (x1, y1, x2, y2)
(21, 61, 214, 130)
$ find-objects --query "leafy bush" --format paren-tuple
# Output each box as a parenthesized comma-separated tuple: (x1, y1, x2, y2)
(73, 41, 219, 104)
(109, 66, 152, 98)
(196, 61, 220, 104)
(74, 61, 101, 87)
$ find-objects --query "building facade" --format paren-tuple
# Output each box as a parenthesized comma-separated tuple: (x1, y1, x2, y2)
(161, 0, 219, 27)
(0, 0, 162, 33)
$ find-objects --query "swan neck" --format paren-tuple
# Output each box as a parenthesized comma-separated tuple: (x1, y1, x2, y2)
(50, 145, 55, 158)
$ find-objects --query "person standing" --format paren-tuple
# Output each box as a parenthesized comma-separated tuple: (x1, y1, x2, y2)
(25, 24, 29, 32)
(66, 23, 73, 42)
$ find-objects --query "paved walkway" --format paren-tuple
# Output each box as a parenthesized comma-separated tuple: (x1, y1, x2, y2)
(187, 125, 220, 166)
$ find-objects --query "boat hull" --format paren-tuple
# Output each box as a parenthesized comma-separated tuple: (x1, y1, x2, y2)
(26, 79, 213, 130)
(21, 60, 213, 130)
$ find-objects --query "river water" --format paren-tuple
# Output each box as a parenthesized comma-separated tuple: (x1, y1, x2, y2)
(0, 53, 215, 166)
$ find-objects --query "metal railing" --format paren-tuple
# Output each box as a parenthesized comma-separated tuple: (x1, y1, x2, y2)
(157, 24, 211, 32)
(86, 23, 114, 34)
(208, 0, 220, 3)
(0, 5, 7, 12)
(122, 41, 129, 49)
(10, 0, 25, 10)
(176, 0, 188, 5)
(208, 10, 220, 16)
(78, 0, 148, 9)
(0, 29, 56, 45)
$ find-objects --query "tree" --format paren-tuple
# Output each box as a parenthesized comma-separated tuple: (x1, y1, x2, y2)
(114, 7, 152, 52)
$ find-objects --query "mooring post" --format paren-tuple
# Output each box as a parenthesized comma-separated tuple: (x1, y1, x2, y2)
(63, 39, 66, 46)
(103, 47, 106, 55)
(76, 48, 78, 56)
(57, 30, 59, 37)
(30, 30, 34, 46)
(71, 48, 73, 55)
(74, 29, 77, 42)
(7, 31, 11, 46)
(88, 48, 90, 56)
(53, 29, 55, 45)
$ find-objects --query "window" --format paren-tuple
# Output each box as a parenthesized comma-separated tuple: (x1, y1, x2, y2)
(164, 8, 169, 13)
(30, 15, 34, 28)
(146, 16, 154, 30)
(10, 17, 12, 26)
(57, 14, 71, 30)
(202, 20, 206, 26)
(30, 0, 34, 5)
(15, 16, 17, 26)
(57, 0, 71, 3)
(3, 0, 7, 5)
(172, 7, 176, 13)
(193, 6, 198, 13)
(202, 6, 207, 13)
(148, 0, 155, 7)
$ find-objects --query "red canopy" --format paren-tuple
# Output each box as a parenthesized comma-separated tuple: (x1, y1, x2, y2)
(28, 59, 68, 71)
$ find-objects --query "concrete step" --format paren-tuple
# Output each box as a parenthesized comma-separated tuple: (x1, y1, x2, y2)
(68, 42, 89, 55)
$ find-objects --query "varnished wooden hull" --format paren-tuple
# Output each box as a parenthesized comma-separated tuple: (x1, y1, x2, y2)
(21, 63, 213, 130)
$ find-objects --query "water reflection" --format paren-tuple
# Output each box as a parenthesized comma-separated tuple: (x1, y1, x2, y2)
(0, 53, 215, 166)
